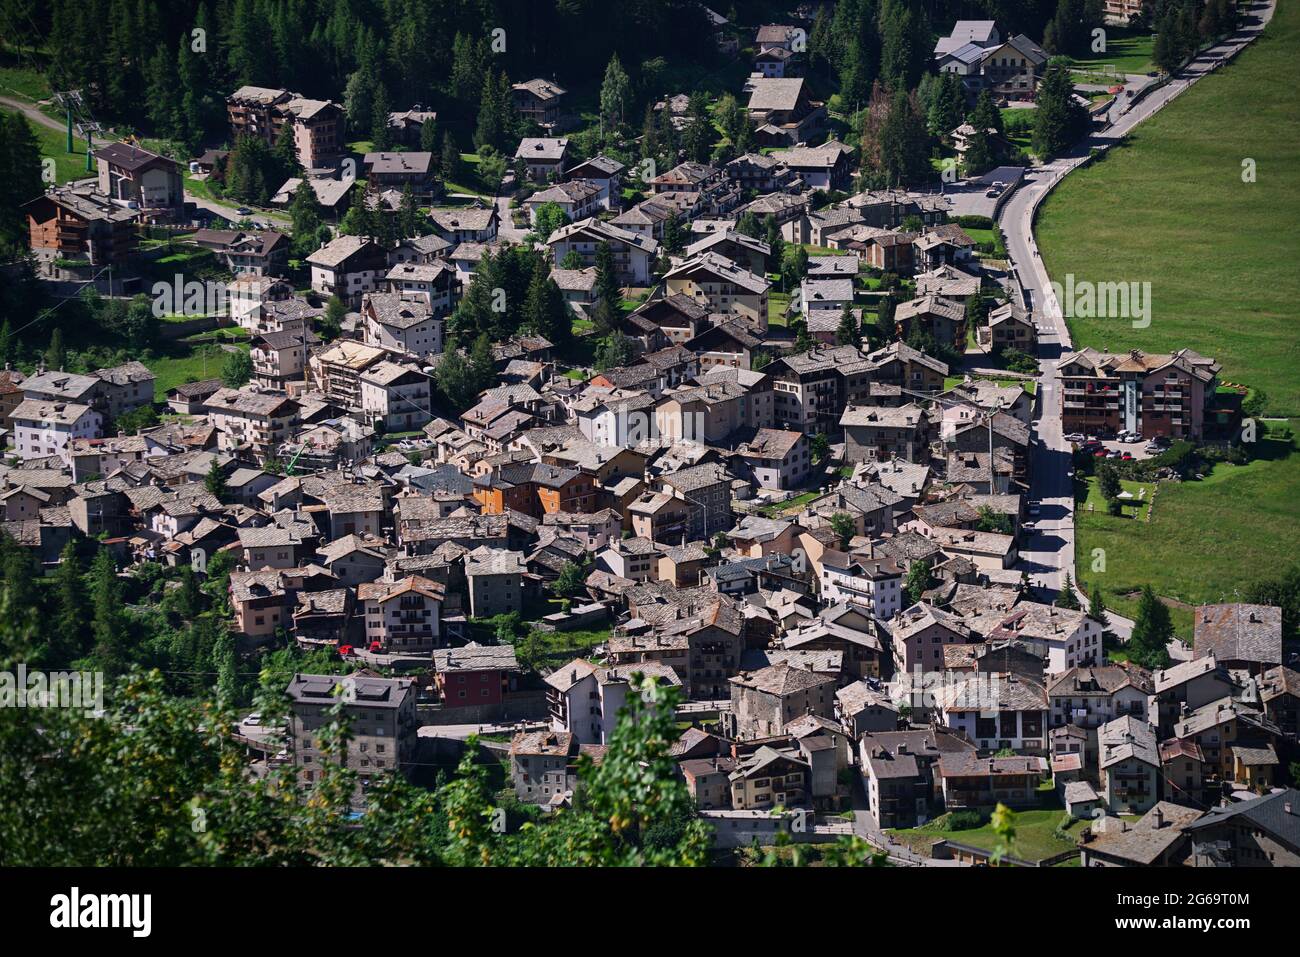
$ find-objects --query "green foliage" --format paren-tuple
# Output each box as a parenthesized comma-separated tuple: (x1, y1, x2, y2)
(810, 432, 831, 464)
(551, 561, 588, 599)
(1128, 584, 1174, 669)
(989, 802, 1017, 865)
(905, 558, 935, 606)
(532, 202, 569, 241)
(0, 112, 44, 258)
(1055, 572, 1081, 609)
(204, 457, 228, 503)
(221, 350, 253, 388)
(1087, 580, 1111, 632)
(975, 505, 1012, 535)
(835, 303, 859, 346)
(1033, 64, 1088, 161)
(594, 332, 636, 372)
(1244, 565, 1300, 641)
(829, 512, 855, 550)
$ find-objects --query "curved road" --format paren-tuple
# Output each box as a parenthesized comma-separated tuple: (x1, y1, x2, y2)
(1001, 0, 1276, 611)
(1, 92, 291, 227)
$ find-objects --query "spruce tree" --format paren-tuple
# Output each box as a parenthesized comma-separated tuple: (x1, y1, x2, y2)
(90, 549, 130, 676)
(1129, 585, 1174, 669)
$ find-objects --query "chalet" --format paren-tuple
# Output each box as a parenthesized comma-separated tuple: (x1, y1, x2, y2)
(663, 252, 770, 324)
(362, 152, 437, 199)
(362, 292, 445, 357)
(306, 235, 389, 305)
(191, 229, 290, 277)
(548, 218, 659, 286)
(94, 143, 184, 218)
(511, 78, 567, 129)
(515, 137, 571, 183)
(22, 184, 138, 268)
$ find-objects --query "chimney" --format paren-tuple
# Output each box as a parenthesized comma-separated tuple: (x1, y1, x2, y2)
(1152, 806, 1165, 829)
(1285, 802, 1294, 816)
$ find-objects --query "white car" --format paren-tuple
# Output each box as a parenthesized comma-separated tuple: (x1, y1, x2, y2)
(241, 713, 262, 727)
(1064, 432, 1085, 443)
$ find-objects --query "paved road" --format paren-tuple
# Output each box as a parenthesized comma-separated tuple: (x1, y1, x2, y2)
(418, 721, 546, 741)
(1000, 0, 1276, 603)
(3, 92, 293, 226)
(1, 93, 66, 134)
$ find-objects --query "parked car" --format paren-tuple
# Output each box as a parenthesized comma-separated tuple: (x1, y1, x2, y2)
(1028, 501, 1042, 517)
(1119, 431, 1142, 443)
(235, 206, 252, 215)
(1065, 433, 1086, 443)
(241, 713, 262, 727)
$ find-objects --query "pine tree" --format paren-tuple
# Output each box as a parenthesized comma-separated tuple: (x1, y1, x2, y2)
(469, 333, 496, 393)
(964, 129, 995, 177)
(600, 54, 631, 132)
(879, 90, 931, 188)
(47, 538, 89, 665)
(1088, 581, 1111, 632)
(835, 303, 859, 346)
(968, 89, 1004, 137)
(398, 184, 420, 238)
(205, 457, 228, 503)
(172, 566, 203, 620)
(1033, 65, 1086, 161)
(435, 341, 478, 411)
(522, 259, 571, 346)
(441, 131, 461, 183)
(89, 549, 130, 675)
(289, 180, 326, 258)
(1055, 572, 1081, 609)
(44, 328, 65, 371)
(474, 70, 504, 153)
(1129, 585, 1174, 669)
(0, 318, 14, 369)
(371, 82, 393, 152)
(680, 92, 715, 164)
(765, 216, 785, 268)
(320, 296, 346, 341)
(594, 241, 623, 321)
(419, 115, 439, 154)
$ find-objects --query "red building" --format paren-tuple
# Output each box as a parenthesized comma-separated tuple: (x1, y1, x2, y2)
(431, 644, 521, 707)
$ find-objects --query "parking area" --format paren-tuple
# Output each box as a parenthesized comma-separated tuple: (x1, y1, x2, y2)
(1066, 434, 1165, 462)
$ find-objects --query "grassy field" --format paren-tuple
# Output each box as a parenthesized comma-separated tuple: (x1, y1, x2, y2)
(890, 807, 1090, 864)
(1067, 27, 1157, 75)
(145, 331, 250, 400)
(944, 375, 1037, 394)
(1075, 422, 1300, 638)
(3, 107, 91, 183)
(1038, 2, 1300, 415)
(0, 63, 51, 100)
(768, 291, 791, 326)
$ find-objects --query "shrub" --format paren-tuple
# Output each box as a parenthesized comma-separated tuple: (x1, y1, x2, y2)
(943, 810, 987, 831)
